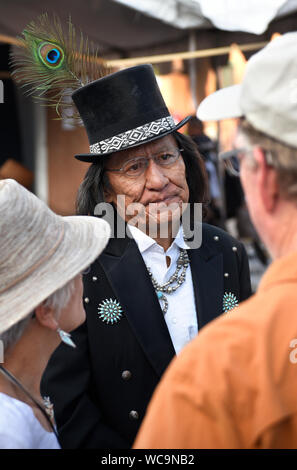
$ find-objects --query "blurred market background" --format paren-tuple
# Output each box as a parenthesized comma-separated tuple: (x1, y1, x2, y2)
(1, 0, 297, 289)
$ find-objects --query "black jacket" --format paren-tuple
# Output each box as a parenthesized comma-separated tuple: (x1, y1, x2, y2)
(41, 223, 251, 449)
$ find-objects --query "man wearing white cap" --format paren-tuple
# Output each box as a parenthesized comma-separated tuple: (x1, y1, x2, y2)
(134, 32, 297, 449)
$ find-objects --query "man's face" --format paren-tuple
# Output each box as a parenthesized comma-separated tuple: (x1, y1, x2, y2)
(235, 131, 263, 235)
(103, 134, 189, 233)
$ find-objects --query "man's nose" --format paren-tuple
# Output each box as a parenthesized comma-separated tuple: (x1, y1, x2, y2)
(145, 159, 169, 190)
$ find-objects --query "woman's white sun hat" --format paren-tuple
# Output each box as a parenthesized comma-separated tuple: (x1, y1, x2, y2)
(0, 179, 111, 335)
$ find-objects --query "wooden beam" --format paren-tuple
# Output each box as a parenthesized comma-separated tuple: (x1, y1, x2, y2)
(0, 32, 267, 67)
(0, 71, 11, 79)
(106, 42, 268, 67)
(0, 34, 21, 46)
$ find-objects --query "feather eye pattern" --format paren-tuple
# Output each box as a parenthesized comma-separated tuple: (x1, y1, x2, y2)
(11, 13, 109, 120)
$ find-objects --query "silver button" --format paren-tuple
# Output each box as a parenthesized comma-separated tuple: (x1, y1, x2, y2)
(214, 236, 219, 241)
(129, 410, 139, 420)
(84, 297, 90, 304)
(92, 276, 98, 282)
(122, 370, 132, 381)
(232, 246, 238, 252)
(224, 273, 229, 278)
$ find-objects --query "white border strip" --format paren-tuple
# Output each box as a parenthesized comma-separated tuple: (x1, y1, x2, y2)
(34, 104, 48, 204)
(90, 116, 175, 155)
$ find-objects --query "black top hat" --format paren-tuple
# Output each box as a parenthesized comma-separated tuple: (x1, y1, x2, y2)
(72, 64, 191, 162)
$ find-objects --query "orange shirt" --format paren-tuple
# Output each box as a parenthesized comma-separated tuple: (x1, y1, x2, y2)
(134, 251, 297, 449)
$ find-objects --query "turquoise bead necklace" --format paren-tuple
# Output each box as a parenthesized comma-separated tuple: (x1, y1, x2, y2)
(146, 248, 189, 315)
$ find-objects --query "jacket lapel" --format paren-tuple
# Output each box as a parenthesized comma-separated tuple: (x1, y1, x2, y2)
(99, 236, 176, 378)
(99, 227, 224, 377)
(189, 243, 224, 329)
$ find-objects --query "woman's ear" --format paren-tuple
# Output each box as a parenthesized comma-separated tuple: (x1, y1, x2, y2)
(34, 303, 59, 332)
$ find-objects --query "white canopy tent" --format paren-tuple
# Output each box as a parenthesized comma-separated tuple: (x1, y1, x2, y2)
(114, 0, 297, 34)
(0, 0, 296, 64)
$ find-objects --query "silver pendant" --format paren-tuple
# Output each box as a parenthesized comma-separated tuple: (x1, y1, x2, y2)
(147, 247, 189, 316)
(157, 291, 169, 315)
(43, 396, 55, 421)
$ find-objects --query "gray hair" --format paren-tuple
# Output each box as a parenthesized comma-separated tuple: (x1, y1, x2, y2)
(239, 119, 297, 201)
(0, 277, 76, 353)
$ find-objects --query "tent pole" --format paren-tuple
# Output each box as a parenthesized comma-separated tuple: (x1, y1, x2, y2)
(106, 42, 267, 67)
(188, 30, 198, 110)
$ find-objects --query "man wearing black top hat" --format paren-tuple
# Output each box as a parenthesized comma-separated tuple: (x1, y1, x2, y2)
(41, 64, 251, 449)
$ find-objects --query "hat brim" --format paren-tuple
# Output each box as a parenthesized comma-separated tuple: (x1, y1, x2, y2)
(197, 84, 243, 122)
(0, 215, 111, 335)
(74, 116, 192, 162)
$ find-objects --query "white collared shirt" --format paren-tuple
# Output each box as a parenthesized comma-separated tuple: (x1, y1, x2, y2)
(128, 224, 198, 354)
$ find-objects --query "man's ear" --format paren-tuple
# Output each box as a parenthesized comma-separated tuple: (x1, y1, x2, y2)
(34, 303, 58, 332)
(253, 147, 279, 212)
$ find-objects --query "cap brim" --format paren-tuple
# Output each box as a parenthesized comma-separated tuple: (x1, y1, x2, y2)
(74, 116, 192, 162)
(197, 84, 243, 121)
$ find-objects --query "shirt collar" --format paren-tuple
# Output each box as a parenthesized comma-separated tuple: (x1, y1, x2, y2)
(128, 224, 190, 254)
(173, 225, 190, 250)
(259, 250, 297, 292)
(128, 224, 156, 254)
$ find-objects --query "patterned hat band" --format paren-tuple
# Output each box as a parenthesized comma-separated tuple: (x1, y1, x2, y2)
(89, 116, 175, 155)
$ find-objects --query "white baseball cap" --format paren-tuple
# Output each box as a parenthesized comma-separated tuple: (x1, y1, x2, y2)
(197, 32, 297, 149)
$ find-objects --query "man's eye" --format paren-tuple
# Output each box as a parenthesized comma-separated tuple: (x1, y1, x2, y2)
(127, 163, 140, 172)
(159, 153, 174, 162)
(126, 161, 144, 173)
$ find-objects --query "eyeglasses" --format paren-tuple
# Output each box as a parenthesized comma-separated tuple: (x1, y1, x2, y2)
(105, 148, 184, 177)
(219, 149, 242, 177)
(219, 147, 275, 177)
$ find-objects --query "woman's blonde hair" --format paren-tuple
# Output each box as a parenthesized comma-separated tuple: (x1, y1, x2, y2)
(239, 119, 297, 201)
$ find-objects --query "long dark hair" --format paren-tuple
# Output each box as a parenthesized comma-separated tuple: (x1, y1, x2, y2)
(76, 131, 209, 216)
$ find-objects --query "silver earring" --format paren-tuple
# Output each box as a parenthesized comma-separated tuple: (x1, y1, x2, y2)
(57, 328, 76, 348)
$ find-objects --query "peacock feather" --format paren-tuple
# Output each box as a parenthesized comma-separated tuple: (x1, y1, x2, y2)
(10, 13, 109, 119)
